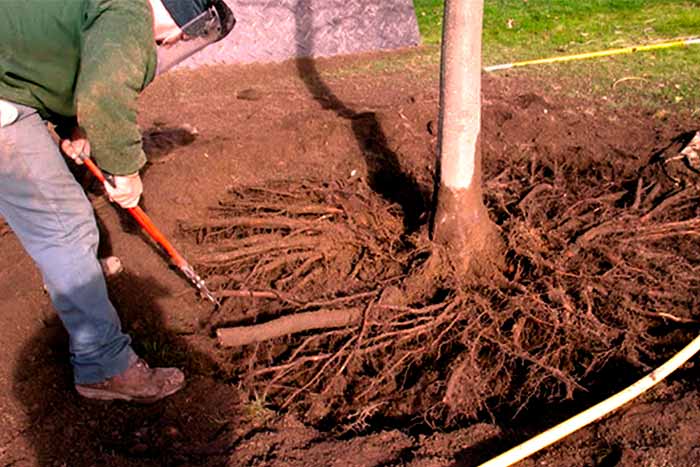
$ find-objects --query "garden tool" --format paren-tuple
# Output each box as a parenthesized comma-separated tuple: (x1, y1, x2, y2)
(80, 155, 219, 305)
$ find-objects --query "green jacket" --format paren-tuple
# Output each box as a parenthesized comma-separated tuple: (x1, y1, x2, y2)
(0, 0, 157, 175)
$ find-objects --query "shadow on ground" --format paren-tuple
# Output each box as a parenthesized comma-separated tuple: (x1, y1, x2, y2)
(11, 270, 239, 466)
(293, 0, 430, 233)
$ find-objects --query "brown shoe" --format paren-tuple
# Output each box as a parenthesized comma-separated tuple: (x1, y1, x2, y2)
(75, 358, 185, 403)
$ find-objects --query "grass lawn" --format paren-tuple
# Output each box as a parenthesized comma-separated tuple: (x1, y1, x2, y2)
(412, 0, 700, 114)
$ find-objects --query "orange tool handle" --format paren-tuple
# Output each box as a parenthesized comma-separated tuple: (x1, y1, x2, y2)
(82, 158, 187, 269)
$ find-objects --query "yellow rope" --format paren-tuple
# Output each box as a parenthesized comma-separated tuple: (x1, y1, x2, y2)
(484, 37, 700, 72)
(477, 332, 700, 467)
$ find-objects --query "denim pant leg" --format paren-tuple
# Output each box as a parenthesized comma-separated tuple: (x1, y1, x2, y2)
(0, 103, 134, 384)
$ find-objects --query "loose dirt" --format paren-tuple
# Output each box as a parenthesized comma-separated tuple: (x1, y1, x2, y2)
(1, 48, 699, 467)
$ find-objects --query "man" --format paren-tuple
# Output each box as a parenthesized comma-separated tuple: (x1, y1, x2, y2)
(0, 0, 234, 403)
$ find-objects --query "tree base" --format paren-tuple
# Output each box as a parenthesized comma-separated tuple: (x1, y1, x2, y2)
(432, 185, 504, 282)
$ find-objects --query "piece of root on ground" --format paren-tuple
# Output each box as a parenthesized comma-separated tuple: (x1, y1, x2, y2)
(183, 154, 700, 430)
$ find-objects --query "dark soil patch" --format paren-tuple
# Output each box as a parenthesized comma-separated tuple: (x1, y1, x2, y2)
(1, 49, 700, 467)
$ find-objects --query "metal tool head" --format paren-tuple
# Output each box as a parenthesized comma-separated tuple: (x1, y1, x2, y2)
(181, 263, 220, 306)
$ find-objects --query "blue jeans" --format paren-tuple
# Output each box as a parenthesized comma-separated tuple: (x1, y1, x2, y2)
(0, 102, 134, 384)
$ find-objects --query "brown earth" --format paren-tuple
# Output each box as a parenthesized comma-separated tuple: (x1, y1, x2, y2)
(2, 48, 700, 467)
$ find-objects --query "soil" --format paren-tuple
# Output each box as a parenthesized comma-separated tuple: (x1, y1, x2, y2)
(2, 48, 700, 467)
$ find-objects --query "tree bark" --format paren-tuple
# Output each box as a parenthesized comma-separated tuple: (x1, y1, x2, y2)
(432, 0, 503, 278)
(217, 308, 362, 347)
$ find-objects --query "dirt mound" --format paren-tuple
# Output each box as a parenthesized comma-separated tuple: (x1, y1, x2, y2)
(3, 53, 700, 467)
(185, 91, 700, 433)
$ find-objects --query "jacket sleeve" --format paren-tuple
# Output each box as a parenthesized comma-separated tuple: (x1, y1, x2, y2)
(74, 1, 155, 175)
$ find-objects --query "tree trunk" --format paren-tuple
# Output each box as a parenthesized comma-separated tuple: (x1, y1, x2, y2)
(432, 0, 503, 278)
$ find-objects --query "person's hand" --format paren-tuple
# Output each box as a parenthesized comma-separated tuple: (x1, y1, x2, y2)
(104, 172, 143, 208)
(60, 126, 91, 165)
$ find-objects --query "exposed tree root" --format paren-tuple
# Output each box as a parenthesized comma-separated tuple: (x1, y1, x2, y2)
(185, 153, 700, 430)
(217, 308, 363, 346)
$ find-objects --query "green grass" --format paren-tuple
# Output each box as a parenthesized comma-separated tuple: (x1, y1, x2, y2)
(413, 0, 444, 45)
(480, 1, 700, 62)
(412, 0, 700, 112)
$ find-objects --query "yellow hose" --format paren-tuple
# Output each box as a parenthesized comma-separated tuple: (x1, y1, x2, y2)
(476, 333, 700, 467)
(484, 37, 700, 72)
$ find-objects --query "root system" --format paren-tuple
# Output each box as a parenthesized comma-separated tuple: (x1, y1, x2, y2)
(184, 150, 700, 431)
